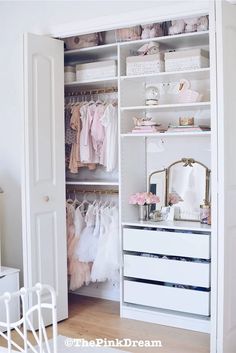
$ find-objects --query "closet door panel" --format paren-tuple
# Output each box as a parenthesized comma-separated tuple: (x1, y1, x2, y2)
(216, 1, 236, 352)
(22, 33, 67, 325)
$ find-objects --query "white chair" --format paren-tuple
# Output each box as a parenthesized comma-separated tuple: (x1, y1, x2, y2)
(0, 283, 57, 353)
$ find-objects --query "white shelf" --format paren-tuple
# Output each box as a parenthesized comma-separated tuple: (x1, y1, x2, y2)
(121, 131, 211, 138)
(66, 180, 119, 186)
(119, 31, 209, 50)
(121, 102, 211, 112)
(64, 43, 117, 63)
(120, 68, 210, 84)
(65, 76, 118, 89)
(122, 220, 212, 233)
(64, 31, 209, 58)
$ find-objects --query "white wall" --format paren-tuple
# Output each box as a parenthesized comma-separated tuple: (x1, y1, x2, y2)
(0, 0, 209, 283)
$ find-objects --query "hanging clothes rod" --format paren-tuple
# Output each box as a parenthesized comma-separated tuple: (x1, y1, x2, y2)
(65, 87, 118, 97)
(66, 188, 119, 195)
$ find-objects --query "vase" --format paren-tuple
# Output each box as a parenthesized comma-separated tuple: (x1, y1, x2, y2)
(138, 204, 150, 221)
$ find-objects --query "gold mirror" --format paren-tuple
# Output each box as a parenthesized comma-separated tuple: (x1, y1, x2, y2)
(148, 158, 211, 221)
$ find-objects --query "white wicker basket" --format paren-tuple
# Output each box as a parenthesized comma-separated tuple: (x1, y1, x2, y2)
(126, 53, 164, 76)
(165, 49, 209, 72)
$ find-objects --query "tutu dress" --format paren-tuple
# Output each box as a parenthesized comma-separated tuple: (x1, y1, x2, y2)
(91, 206, 119, 282)
(75, 204, 100, 262)
(68, 204, 92, 291)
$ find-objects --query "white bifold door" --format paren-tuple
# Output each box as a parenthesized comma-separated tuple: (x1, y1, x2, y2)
(216, 1, 236, 352)
(22, 33, 68, 324)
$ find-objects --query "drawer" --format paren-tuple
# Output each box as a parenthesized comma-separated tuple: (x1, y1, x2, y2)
(123, 228, 210, 259)
(124, 280, 210, 316)
(0, 272, 20, 331)
(124, 254, 210, 288)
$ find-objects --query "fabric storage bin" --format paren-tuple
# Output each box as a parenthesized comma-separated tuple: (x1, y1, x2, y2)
(126, 53, 164, 76)
(124, 254, 210, 288)
(64, 66, 76, 83)
(165, 49, 209, 72)
(123, 228, 211, 259)
(64, 33, 103, 50)
(124, 280, 210, 316)
(76, 60, 117, 81)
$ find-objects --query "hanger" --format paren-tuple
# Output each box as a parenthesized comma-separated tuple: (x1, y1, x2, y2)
(72, 190, 80, 208)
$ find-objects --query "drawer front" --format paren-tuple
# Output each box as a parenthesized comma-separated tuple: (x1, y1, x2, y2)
(0, 273, 20, 330)
(123, 228, 210, 259)
(124, 280, 210, 316)
(124, 254, 210, 288)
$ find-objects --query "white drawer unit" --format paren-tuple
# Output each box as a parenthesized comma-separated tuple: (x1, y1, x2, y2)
(0, 267, 20, 331)
(123, 228, 211, 259)
(124, 254, 210, 288)
(124, 280, 210, 316)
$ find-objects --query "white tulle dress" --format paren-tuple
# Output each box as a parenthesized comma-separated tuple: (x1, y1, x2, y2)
(90, 206, 120, 282)
(75, 204, 100, 262)
(68, 204, 92, 291)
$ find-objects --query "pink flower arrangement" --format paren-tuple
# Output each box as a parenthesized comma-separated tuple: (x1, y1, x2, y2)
(129, 192, 160, 206)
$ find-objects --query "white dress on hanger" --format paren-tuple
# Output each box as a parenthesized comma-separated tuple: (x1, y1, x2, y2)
(100, 104, 118, 172)
(91, 206, 119, 282)
(80, 103, 98, 164)
(75, 204, 99, 262)
(105, 206, 120, 282)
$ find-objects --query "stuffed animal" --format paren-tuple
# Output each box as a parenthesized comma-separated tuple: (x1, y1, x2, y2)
(197, 16, 209, 32)
(168, 19, 185, 35)
(137, 42, 160, 55)
(168, 16, 209, 36)
(184, 17, 198, 33)
(141, 23, 163, 39)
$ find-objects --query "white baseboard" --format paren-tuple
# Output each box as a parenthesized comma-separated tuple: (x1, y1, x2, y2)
(71, 281, 120, 302)
(121, 303, 211, 333)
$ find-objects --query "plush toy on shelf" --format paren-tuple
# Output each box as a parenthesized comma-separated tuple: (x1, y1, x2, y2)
(197, 16, 209, 32)
(168, 19, 185, 35)
(137, 42, 160, 55)
(184, 17, 198, 33)
(177, 78, 203, 103)
(168, 15, 209, 35)
(141, 23, 163, 39)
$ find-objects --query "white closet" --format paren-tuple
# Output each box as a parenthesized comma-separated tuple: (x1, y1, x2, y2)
(21, 1, 236, 352)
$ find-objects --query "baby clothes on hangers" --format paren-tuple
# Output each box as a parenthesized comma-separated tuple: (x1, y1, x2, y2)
(69, 103, 96, 173)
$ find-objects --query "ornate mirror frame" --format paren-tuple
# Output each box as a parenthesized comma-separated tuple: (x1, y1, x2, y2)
(148, 158, 211, 222)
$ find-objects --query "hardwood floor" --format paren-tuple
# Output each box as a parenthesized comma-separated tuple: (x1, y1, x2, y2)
(57, 294, 210, 353)
(0, 294, 210, 352)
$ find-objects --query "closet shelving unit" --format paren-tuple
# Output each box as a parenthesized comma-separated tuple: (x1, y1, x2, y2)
(117, 26, 212, 332)
(63, 22, 212, 330)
